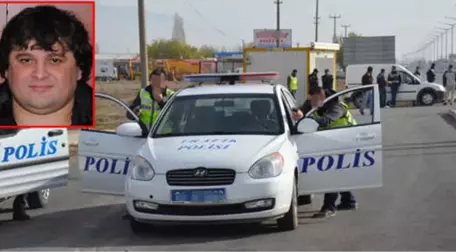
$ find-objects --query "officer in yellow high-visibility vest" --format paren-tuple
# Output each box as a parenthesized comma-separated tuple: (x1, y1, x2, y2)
(287, 69, 298, 98)
(292, 86, 358, 219)
(127, 67, 175, 130)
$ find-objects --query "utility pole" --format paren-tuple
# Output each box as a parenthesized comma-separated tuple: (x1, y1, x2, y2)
(137, 0, 148, 88)
(314, 0, 320, 41)
(435, 26, 448, 59)
(329, 14, 341, 43)
(445, 16, 456, 57)
(274, 0, 283, 48)
(341, 24, 351, 37)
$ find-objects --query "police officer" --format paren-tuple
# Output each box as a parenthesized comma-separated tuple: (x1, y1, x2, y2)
(321, 69, 334, 90)
(376, 68, 387, 108)
(308, 68, 319, 89)
(287, 69, 298, 98)
(387, 65, 402, 107)
(427, 63, 436, 83)
(127, 67, 175, 129)
(292, 86, 358, 218)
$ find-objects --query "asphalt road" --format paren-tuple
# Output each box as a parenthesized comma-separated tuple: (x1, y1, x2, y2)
(1, 106, 456, 251)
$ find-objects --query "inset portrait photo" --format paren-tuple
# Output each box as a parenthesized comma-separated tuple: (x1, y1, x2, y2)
(0, 1, 95, 127)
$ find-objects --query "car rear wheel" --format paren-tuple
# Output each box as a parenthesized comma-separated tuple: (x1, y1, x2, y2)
(277, 177, 298, 231)
(27, 189, 50, 209)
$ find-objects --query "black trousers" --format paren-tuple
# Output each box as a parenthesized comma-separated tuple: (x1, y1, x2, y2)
(390, 84, 400, 106)
(321, 191, 356, 211)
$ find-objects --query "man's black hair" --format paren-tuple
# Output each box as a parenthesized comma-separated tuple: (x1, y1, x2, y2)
(149, 67, 167, 79)
(308, 85, 323, 95)
(0, 5, 93, 83)
(367, 66, 373, 72)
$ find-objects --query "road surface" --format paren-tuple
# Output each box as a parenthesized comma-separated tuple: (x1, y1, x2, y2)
(1, 106, 456, 251)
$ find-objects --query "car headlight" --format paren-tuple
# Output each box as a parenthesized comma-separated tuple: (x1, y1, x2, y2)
(248, 152, 284, 179)
(130, 156, 155, 181)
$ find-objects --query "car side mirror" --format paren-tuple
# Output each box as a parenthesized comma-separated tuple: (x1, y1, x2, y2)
(116, 122, 144, 137)
(297, 118, 319, 133)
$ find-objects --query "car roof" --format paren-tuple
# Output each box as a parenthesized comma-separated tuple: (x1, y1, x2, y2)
(176, 84, 278, 96)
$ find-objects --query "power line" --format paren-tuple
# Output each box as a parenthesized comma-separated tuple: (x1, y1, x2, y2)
(184, 0, 227, 37)
(274, 0, 283, 48)
(314, 0, 320, 41)
(341, 24, 351, 38)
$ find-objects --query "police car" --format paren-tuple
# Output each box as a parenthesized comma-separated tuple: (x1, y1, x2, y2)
(78, 72, 384, 233)
(0, 128, 70, 209)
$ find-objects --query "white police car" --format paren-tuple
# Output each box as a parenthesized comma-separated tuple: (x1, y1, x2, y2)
(0, 128, 70, 209)
(78, 72, 384, 233)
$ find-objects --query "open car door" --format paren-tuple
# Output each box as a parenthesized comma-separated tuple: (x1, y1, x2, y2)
(294, 85, 383, 194)
(0, 128, 69, 199)
(78, 93, 148, 196)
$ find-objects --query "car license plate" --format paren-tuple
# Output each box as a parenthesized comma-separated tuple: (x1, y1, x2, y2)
(170, 188, 226, 203)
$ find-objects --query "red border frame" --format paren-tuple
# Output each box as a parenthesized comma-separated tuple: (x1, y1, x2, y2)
(0, 0, 96, 129)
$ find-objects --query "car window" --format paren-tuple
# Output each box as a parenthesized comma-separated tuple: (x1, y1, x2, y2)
(153, 94, 284, 137)
(306, 86, 377, 131)
(280, 92, 294, 131)
(282, 89, 298, 109)
(399, 71, 416, 84)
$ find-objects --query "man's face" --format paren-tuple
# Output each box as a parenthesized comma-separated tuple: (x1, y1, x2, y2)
(292, 71, 297, 76)
(150, 73, 166, 89)
(310, 89, 325, 108)
(6, 41, 81, 115)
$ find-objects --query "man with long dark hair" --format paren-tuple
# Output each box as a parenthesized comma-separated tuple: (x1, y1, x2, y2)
(0, 5, 93, 126)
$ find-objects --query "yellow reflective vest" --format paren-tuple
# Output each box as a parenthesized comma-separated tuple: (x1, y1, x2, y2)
(313, 102, 357, 130)
(139, 88, 175, 129)
(289, 75, 298, 91)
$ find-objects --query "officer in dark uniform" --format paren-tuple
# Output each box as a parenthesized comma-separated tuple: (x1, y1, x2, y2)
(387, 66, 402, 107)
(308, 69, 319, 89)
(427, 63, 436, 83)
(321, 69, 334, 90)
(376, 69, 387, 108)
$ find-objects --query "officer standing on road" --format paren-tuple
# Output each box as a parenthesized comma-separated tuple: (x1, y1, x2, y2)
(127, 67, 175, 129)
(377, 68, 388, 108)
(414, 66, 421, 77)
(360, 66, 374, 115)
(292, 86, 359, 218)
(287, 69, 299, 98)
(322, 69, 334, 90)
(427, 63, 436, 83)
(387, 65, 402, 107)
(443, 64, 456, 106)
(308, 69, 319, 89)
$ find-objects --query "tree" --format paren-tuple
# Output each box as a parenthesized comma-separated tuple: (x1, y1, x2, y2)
(337, 32, 361, 69)
(147, 39, 219, 59)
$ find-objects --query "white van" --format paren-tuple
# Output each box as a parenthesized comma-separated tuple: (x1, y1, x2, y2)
(345, 64, 446, 106)
(0, 128, 70, 209)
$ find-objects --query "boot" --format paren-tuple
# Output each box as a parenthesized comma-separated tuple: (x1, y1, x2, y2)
(12, 195, 30, 221)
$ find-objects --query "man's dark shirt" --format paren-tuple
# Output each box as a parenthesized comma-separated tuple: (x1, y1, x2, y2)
(362, 73, 373, 85)
(387, 71, 402, 85)
(126, 85, 168, 120)
(322, 74, 334, 90)
(0, 82, 93, 126)
(414, 70, 420, 76)
(427, 68, 436, 83)
(309, 73, 319, 88)
(376, 73, 387, 88)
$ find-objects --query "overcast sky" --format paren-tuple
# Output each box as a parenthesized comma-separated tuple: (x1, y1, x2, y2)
(96, 0, 456, 58)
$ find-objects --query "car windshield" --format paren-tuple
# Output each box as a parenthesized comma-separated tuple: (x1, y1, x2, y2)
(153, 93, 283, 137)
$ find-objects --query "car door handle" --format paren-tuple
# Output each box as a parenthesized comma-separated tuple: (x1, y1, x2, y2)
(47, 130, 63, 137)
(83, 140, 99, 146)
(355, 133, 376, 141)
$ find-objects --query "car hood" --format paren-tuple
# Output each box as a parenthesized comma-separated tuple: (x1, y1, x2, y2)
(424, 81, 446, 91)
(143, 135, 287, 173)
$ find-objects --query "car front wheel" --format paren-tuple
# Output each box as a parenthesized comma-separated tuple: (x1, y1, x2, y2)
(27, 189, 50, 209)
(277, 177, 298, 231)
